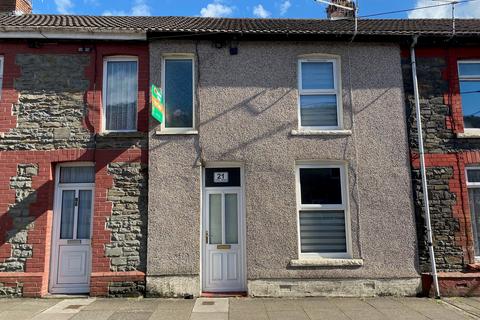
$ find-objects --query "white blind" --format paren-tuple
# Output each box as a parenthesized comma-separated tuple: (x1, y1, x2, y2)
(105, 60, 138, 131)
(300, 95, 338, 127)
(60, 166, 95, 183)
(299, 210, 347, 253)
(301, 62, 334, 90)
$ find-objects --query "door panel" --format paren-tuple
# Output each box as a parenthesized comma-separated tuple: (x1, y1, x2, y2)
(204, 188, 244, 292)
(51, 178, 94, 294)
(57, 245, 89, 284)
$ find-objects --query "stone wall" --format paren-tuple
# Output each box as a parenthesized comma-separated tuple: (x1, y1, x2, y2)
(0, 164, 37, 272)
(412, 167, 463, 272)
(106, 163, 147, 272)
(0, 54, 93, 151)
(0, 283, 22, 298)
(402, 54, 480, 272)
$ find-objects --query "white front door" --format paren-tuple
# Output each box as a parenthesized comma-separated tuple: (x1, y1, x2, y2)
(202, 167, 245, 293)
(50, 164, 95, 294)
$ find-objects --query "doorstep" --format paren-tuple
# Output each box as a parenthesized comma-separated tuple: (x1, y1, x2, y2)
(201, 292, 248, 298)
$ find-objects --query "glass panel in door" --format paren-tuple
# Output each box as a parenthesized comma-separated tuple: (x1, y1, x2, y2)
(209, 193, 222, 244)
(77, 190, 93, 239)
(225, 193, 238, 244)
(60, 190, 76, 239)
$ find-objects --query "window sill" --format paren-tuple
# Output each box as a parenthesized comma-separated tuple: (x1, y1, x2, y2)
(290, 129, 352, 137)
(289, 258, 364, 268)
(457, 131, 480, 139)
(97, 131, 145, 138)
(155, 130, 199, 136)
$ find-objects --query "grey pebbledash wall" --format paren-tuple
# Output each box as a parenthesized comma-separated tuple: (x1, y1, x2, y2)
(147, 40, 420, 297)
(402, 56, 480, 272)
(106, 163, 148, 273)
(0, 164, 37, 273)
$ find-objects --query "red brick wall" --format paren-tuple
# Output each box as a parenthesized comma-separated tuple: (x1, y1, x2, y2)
(0, 0, 32, 14)
(405, 46, 480, 272)
(0, 40, 149, 297)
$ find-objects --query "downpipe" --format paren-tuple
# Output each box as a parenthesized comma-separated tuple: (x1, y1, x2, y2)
(410, 36, 440, 298)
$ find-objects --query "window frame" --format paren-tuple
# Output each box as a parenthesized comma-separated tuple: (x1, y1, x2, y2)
(295, 161, 352, 259)
(0, 56, 4, 100)
(297, 57, 343, 131)
(160, 54, 196, 134)
(466, 166, 480, 260)
(102, 56, 139, 133)
(458, 60, 480, 134)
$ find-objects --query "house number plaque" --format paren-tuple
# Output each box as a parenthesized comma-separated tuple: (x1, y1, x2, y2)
(214, 172, 229, 183)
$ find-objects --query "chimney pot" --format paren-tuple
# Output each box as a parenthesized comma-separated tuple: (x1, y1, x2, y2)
(326, 0, 355, 20)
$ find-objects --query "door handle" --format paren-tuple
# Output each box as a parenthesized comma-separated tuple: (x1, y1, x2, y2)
(205, 231, 209, 244)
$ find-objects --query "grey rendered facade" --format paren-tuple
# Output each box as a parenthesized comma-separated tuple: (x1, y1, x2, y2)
(147, 40, 420, 297)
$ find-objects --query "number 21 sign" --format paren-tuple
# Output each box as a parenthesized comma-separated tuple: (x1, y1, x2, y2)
(214, 172, 229, 183)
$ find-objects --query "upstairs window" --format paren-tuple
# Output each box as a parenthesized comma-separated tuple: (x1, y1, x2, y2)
(458, 61, 480, 130)
(162, 56, 195, 133)
(103, 57, 138, 132)
(296, 163, 350, 258)
(298, 59, 341, 129)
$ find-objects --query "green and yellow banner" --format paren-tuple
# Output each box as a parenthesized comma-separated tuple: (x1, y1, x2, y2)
(151, 84, 164, 123)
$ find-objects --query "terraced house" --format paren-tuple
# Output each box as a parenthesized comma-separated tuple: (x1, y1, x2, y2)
(0, 1, 149, 297)
(401, 25, 480, 296)
(0, 0, 479, 298)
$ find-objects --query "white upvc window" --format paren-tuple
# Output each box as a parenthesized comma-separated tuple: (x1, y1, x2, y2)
(102, 56, 138, 132)
(466, 167, 480, 260)
(458, 61, 480, 133)
(0, 56, 4, 100)
(160, 55, 196, 134)
(295, 162, 351, 259)
(298, 58, 342, 130)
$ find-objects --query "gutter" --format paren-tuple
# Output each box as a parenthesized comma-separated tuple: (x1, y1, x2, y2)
(410, 35, 440, 298)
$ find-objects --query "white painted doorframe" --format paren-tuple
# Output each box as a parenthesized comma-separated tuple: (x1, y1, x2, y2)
(201, 166, 246, 293)
(49, 163, 94, 294)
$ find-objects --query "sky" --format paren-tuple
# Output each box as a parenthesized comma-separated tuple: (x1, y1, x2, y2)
(32, 0, 480, 19)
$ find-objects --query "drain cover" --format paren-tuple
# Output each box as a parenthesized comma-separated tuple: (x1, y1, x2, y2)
(202, 301, 215, 306)
(64, 305, 84, 310)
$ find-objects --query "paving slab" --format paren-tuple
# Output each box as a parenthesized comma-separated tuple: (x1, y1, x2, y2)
(189, 312, 227, 320)
(229, 298, 266, 313)
(153, 299, 195, 311)
(304, 308, 350, 320)
(229, 311, 269, 320)
(148, 309, 191, 320)
(192, 298, 228, 313)
(299, 298, 338, 311)
(263, 299, 303, 311)
(70, 310, 115, 320)
(42, 298, 95, 314)
(444, 297, 480, 317)
(267, 310, 310, 320)
(107, 311, 153, 320)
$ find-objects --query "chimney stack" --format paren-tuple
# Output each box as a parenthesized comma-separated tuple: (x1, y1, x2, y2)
(0, 0, 32, 15)
(326, 0, 355, 20)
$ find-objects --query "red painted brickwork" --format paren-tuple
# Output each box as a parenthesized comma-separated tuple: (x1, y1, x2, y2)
(0, 40, 149, 297)
(0, 0, 32, 14)
(411, 152, 480, 266)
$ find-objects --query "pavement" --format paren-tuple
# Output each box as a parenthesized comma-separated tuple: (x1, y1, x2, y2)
(0, 296, 479, 320)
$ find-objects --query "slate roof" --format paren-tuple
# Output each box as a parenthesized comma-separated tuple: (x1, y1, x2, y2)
(0, 14, 479, 37)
